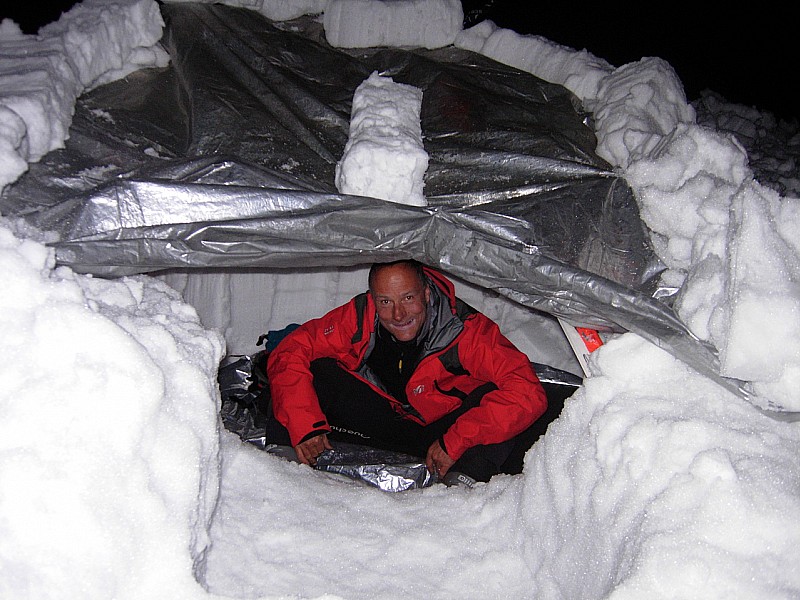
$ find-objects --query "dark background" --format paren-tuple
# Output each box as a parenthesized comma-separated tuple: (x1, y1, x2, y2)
(465, 1, 795, 122)
(2, 0, 796, 121)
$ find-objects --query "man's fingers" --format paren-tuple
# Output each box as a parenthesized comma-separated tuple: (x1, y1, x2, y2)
(295, 446, 311, 465)
(295, 434, 331, 466)
(425, 448, 440, 477)
(426, 440, 455, 478)
(294, 442, 315, 465)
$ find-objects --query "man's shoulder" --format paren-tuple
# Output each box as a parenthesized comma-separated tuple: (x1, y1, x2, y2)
(306, 293, 373, 333)
(345, 292, 375, 345)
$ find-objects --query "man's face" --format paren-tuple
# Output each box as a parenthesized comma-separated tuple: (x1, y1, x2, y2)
(370, 264, 430, 342)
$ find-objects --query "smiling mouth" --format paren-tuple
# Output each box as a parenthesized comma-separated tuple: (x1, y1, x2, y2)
(390, 318, 415, 329)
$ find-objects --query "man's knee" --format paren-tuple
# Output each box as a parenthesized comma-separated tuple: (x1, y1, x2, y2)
(310, 357, 345, 389)
(450, 437, 515, 483)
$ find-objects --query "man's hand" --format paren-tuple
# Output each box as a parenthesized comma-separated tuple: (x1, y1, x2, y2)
(294, 433, 333, 466)
(426, 440, 455, 478)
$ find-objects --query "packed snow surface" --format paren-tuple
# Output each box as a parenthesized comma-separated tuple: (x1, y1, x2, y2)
(0, 218, 225, 599)
(1, 1, 799, 599)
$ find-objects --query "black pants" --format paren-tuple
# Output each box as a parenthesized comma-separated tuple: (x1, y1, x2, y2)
(266, 358, 523, 482)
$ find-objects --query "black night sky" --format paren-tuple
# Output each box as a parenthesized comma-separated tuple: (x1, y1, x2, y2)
(2, 1, 797, 121)
(469, 1, 796, 122)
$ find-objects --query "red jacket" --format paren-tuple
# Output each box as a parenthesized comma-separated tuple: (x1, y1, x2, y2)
(267, 268, 547, 460)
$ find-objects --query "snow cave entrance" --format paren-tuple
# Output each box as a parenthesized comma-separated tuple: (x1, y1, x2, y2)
(169, 263, 588, 490)
(3, 2, 680, 486)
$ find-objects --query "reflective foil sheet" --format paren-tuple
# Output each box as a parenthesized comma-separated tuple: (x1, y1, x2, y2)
(314, 442, 434, 492)
(0, 3, 749, 398)
(218, 353, 271, 448)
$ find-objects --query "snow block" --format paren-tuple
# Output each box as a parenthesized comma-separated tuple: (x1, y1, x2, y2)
(335, 71, 428, 207)
(323, 0, 463, 49)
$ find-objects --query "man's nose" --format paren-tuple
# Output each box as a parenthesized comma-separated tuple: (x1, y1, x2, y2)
(393, 303, 406, 321)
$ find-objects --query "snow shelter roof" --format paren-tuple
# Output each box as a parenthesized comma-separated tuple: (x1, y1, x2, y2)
(2, 3, 743, 397)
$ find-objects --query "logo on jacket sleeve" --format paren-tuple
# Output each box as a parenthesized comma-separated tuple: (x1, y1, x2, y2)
(412, 384, 425, 395)
(323, 325, 335, 335)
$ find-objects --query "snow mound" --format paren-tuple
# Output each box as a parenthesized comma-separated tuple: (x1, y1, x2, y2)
(0, 217, 224, 599)
(520, 334, 800, 598)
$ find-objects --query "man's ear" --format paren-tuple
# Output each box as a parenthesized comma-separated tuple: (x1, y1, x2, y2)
(424, 285, 431, 303)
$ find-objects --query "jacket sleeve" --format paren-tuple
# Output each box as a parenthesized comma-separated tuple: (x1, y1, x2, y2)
(441, 315, 548, 460)
(266, 301, 362, 446)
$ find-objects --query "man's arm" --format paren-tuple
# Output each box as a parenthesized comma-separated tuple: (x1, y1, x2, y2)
(267, 300, 363, 449)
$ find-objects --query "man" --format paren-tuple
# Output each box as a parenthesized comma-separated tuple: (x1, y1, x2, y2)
(266, 260, 547, 486)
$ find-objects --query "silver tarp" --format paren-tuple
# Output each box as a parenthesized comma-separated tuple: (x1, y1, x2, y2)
(0, 3, 749, 399)
(314, 443, 435, 492)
